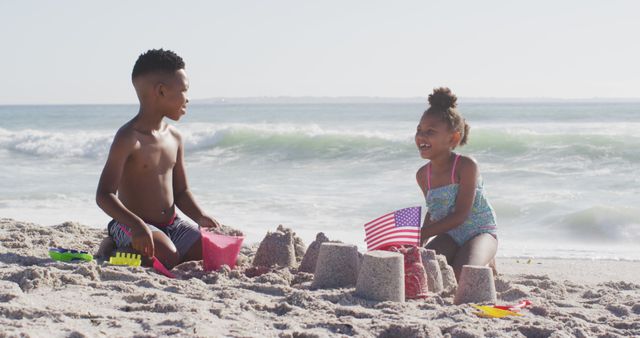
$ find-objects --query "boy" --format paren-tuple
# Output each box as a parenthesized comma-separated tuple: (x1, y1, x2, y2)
(96, 49, 219, 269)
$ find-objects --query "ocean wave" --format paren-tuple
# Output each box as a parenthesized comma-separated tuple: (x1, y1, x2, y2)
(0, 124, 413, 160)
(0, 128, 112, 158)
(179, 123, 640, 164)
(181, 123, 411, 160)
(466, 128, 640, 162)
(2, 124, 639, 164)
(556, 206, 640, 242)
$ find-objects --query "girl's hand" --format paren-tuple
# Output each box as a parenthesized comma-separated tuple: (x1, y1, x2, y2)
(197, 214, 220, 228)
(420, 230, 432, 247)
(420, 213, 432, 246)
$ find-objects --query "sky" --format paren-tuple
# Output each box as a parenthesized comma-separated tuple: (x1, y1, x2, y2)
(1, 1, 639, 104)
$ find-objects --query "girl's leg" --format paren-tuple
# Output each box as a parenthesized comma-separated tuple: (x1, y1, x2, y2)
(424, 234, 459, 265)
(451, 233, 498, 280)
(489, 257, 499, 276)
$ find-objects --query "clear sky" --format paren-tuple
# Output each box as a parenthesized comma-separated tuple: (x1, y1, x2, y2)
(1, 1, 639, 104)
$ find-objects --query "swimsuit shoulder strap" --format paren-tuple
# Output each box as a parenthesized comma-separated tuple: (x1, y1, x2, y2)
(426, 163, 432, 190)
(451, 154, 461, 184)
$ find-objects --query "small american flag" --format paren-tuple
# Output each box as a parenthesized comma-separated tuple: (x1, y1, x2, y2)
(364, 206, 421, 251)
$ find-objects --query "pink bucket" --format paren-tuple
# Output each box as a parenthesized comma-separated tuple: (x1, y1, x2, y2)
(201, 229, 244, 271)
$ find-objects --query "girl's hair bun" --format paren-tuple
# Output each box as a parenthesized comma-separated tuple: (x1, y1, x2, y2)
(428, 87, 457, 110)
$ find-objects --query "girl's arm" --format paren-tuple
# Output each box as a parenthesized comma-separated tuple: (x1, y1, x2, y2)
(420, 156, 478, 238)
(416, 164, 428, 196)
(416, 165, 430, 245)
(420, 212, 432, 246)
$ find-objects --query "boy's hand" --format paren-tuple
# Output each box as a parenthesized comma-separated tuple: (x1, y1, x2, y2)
(197, 214, 220, 229)
(130, 224, 154, 257)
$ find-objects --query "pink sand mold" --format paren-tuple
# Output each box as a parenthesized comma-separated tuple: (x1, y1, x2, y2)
(201, 229, 244, 271)
(454, 265, 497, 305)
(311, 243, 360, 289)
(355, 250, 405, 302)
(298, 232, 330, 273)
(388, 246, 429, 299)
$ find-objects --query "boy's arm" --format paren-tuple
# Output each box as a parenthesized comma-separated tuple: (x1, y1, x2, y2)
(172, 131, 220, 228)
(96, 129, 154, 257)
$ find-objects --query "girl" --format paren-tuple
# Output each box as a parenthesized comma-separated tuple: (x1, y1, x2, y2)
(416, 87, 497, 280)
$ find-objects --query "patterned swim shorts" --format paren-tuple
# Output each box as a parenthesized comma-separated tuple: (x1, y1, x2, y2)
(107, 214, 201, 259)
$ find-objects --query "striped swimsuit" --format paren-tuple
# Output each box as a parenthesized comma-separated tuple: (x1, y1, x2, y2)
(425, 154, 497, 246)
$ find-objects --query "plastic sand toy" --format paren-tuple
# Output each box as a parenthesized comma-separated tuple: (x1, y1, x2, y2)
(152, 256, 176, 278)
(108, 253, 175, 278)
(49, 248, 93, 262)
(494, 300, 532, 311)
(472, 304, 523, 318)
(109, 252, 141, 266)
(201, 229, 244, 271)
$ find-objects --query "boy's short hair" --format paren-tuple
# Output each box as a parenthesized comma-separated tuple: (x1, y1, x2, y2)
(131, 49, 185, 79)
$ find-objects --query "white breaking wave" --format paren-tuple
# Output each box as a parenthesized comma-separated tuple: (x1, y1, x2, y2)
(0, 128, 113, 158)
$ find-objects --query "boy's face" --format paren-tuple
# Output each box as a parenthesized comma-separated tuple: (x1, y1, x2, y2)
(160, 69, 190, 121)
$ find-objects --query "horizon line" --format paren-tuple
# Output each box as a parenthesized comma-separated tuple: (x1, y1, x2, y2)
(2, 95, 640, 106)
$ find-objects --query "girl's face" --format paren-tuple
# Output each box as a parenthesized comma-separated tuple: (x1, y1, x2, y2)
(415, 114, 459, 159)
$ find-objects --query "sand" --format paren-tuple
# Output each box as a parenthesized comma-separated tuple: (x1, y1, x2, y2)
(1, 218, 639, 337)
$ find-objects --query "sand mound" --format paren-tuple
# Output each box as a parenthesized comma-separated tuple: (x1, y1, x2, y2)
(252, 225, 305, 269)
(298, 232, 331, 273)
(0, 218, 639, 337)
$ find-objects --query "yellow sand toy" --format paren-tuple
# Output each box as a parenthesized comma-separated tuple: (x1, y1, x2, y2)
(472, 304, 523, 318)
(109, 252, 141, 266)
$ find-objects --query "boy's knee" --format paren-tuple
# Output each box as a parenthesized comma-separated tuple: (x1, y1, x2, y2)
(163, 252, 181, 270)
(154, 247, 180, 269)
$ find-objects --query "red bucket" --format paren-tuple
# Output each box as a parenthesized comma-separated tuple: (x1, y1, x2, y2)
(201, 229, 244, 271)
(387, 245, 429, 299)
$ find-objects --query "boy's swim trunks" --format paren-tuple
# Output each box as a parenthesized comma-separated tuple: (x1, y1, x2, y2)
(108, 214, 200, 259)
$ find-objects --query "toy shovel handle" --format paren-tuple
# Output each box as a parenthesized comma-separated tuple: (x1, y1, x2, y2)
(152, 257, 176, 278)
(494, 300, 532, 311)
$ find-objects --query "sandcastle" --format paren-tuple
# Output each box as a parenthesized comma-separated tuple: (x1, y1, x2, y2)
(298, 232, 331, 273)
(454, 265, 497, 305)
(436, 254, 458, 293)
(312, 243, 360, 289)
(252, 225, 305, 268)
(420, 248, 437, 262)
(419, 248, 444, 294)
(424, 260, 443, 294)
(355, 250, 405, 302)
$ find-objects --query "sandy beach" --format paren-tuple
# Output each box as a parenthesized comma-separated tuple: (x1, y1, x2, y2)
(0, 218, 638, 338)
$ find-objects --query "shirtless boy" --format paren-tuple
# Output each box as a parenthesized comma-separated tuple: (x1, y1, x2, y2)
(96, 49, 219, 269)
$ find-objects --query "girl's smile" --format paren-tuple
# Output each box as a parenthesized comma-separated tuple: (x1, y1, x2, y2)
(415, 114, 455, 159)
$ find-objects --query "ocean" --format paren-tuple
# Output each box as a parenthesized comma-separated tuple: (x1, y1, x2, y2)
(1, 101, 639, 261)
